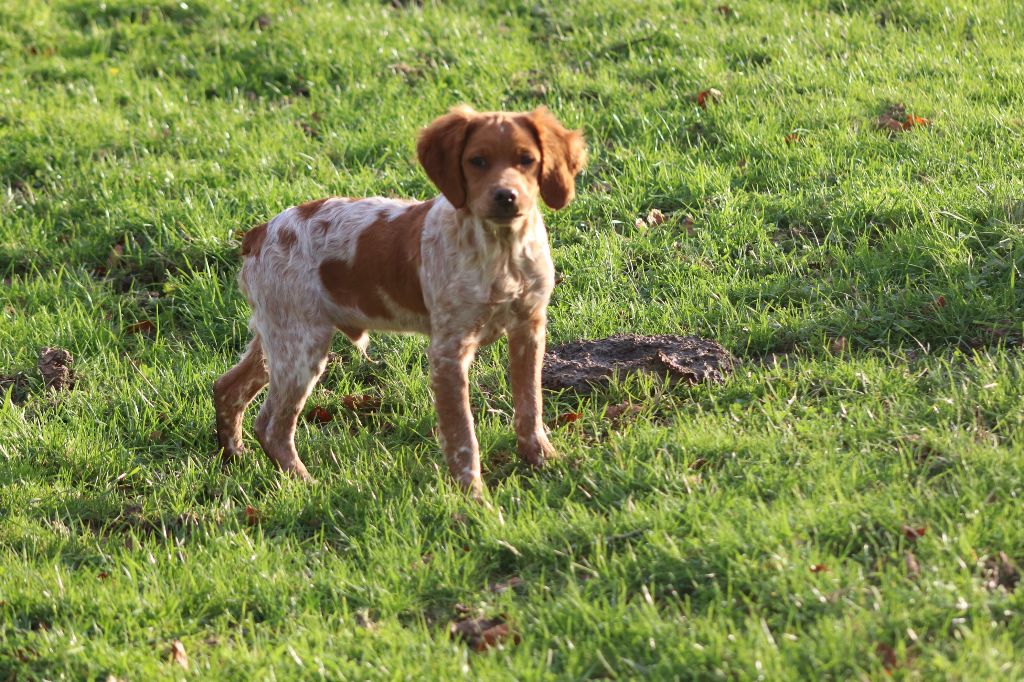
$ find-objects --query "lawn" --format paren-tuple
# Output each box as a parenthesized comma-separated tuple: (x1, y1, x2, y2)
(2, 0, 1023, 678)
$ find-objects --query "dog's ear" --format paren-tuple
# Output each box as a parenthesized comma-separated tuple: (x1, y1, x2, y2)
(417, 106, 476, 209)
(526, 107, 587, 210)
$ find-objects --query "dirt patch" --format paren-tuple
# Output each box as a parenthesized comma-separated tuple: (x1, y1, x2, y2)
(542, 334, 735, 393)
(38, 347, 75, 391)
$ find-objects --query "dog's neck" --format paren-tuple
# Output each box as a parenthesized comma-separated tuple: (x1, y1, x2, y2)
(445, 203, 545, 263)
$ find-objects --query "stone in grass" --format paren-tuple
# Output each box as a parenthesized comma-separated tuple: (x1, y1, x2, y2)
(542, 334, 735, 393)
(38, 347, 75, 391)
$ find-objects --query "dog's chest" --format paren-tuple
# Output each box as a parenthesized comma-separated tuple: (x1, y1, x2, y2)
(472, 251, 552, 343)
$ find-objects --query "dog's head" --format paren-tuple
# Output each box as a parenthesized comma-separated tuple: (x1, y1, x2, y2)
(417, 105, 587, 225)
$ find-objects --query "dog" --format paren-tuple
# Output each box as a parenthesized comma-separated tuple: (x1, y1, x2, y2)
(213, 105, 586, 497)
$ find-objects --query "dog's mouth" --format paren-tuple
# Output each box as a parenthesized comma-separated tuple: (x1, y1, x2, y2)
(485, 212, 525, 224)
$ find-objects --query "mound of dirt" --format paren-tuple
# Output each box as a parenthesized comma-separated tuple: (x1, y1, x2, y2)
(542, 334, 735, 393)
(38, 347, 75, 391)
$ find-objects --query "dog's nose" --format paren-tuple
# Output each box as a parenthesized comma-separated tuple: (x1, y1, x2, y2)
(493, 188, 518, 210)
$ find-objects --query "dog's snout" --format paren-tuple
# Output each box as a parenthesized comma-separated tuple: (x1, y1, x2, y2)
(493, 188, 518, 210)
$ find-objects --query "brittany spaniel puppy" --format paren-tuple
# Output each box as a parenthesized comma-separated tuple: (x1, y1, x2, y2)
(213, 105, 586, 498)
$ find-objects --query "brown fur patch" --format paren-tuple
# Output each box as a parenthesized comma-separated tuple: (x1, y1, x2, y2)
(278, 228, 298, 250)
(526, 107, 587, 210)
(417, 108, 474, 208)
(296, 197, 330, 220)
(241, 222, 268, 257)
(338, 325, 365, 342)
(319, 199, 435, 319)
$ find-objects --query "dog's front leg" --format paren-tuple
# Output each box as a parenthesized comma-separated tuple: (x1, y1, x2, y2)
(429, 335, 484, 498)
(508, 313, 557, 468)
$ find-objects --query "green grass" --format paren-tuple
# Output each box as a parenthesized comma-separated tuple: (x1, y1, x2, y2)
(2, 0, 1023, 678)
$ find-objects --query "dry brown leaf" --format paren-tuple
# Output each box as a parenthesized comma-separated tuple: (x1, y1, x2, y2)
(604, 401, 642, 421)
(340, 394, 381, 412)
(106, 242, 125, 271)
(305, 406, 334, 424)
(875, 103, 931, 134)
(697, 88, 722, 109)
(810, 564, 829, 573)
(901, 525, 927, 540)
(169, 640, 189, 670)
(646, 208, 666, 226)
(244, 506, 260, 526)
(905, 552, 921, 579)
(982, 552, 1020, 592)
(829, 337, 848, 354)
(124, 320, 156, 336)
(449, 616, 519, 652)
(489, 576, 524, 594)
(875, 642, 899, 671)
(554, 411, 582, 427)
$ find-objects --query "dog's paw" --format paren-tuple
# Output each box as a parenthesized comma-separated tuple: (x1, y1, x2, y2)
(519, 433, 558, 468)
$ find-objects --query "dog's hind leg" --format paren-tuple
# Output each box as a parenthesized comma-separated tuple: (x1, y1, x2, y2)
(214, 334, 269, 461)
(253, 324, 335, 481)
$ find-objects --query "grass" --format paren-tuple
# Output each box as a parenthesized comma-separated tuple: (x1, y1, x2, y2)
(2, 0, 1023, 678)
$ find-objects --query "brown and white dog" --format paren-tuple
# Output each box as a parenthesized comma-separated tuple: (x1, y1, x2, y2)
(213, 106, 586, 497)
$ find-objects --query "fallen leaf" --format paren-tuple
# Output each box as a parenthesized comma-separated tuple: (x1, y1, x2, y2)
(97, 571, 111, 580)
(903, 114, 930, 129)
(339, 393, 381, 412)
(604, 401, 642, 421)
(697, 88, 723, 109)
(489, 576, 524, 594)
(124, 320, 155, 336)
(38, 347, 75, 391)
(305, 406, 334, 424)
(169, 640, 189, 670)
(905, 552, 921, 579)
(715, 4, 734, 16)
(901, 525, 927, 540)
(875, 642, 899, 671)
(449, 616, 520, 652)
(633, 217, 646, 229)
(106, 242, 125, 271)
(829, 336, 848, 354)
(981, 552, 1020, 592)
(810, 564, 828, 573)
(681, 214, 696, 235)
(355, 608, 378, 631)
(875, 103, 931, 134)
(244, 506, 260, 526)
(785, 133, 800, 145)
(554, 411, 582, 426)
(646, 208, 666, 226)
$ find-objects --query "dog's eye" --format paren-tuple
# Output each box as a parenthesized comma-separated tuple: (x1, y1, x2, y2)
(519, 155, 535, 166)
(468, 156, 487, 168)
